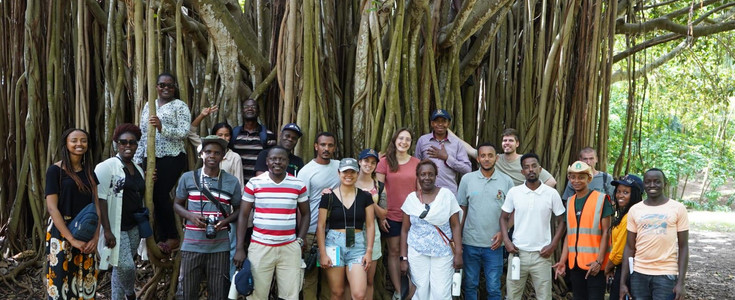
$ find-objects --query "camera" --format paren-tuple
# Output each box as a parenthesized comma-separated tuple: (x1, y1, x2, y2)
(204, 215, 220, 239)
(304, 245, 318, 271)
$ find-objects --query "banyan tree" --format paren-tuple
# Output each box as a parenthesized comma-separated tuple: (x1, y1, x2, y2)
(1, 0, 733, 298)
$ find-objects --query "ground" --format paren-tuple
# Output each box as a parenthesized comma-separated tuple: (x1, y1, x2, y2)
(1, 212, 734, 299)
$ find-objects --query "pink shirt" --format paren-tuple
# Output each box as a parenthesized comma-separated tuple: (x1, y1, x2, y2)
(376, 156, 420, 222)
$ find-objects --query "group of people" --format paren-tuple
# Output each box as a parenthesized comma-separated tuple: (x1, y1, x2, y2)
(45, 73, 689, 300)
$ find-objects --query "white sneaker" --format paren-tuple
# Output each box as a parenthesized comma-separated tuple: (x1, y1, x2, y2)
(392, 291, 401, 300)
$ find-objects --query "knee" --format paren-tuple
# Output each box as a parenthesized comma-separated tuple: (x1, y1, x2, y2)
(388, 244, 400, 256)
(330, 288, 345, 299)
(351, 291, 366, 300)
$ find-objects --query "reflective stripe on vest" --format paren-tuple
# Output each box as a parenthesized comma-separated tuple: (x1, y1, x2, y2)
(566, 190, 609, 270)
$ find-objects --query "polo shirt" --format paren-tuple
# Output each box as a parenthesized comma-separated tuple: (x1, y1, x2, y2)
(414, 133, 472, 195)
(242, 172, 308, 246)
(501, 183, 565, 251)
(457, 169, 514, 248)
(176, 169, 242, 253)
(230, 123, 276, 183)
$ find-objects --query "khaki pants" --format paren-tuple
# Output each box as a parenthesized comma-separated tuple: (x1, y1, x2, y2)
(302, 233, 332, 300)
(505, 250, 552, 300)
(247, 241, 302, 300)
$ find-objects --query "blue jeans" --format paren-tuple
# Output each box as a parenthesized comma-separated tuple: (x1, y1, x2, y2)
(462, 244, 503, 300)
(630, 271, 677, 300)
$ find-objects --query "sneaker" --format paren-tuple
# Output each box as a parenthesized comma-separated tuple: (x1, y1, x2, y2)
(392, 291, 401, 300)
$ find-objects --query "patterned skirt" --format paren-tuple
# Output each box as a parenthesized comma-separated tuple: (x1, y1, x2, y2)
(46, 221, 98, 300)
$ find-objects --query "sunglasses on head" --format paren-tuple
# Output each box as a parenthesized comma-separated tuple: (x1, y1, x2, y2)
(419, 203, 430, 219)
(157, 83, 177, 89)
(118, 139, 138, 146)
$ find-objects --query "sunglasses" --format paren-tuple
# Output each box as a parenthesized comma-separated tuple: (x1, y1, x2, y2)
(419, 203, 430, 219)
(118, 139, 138, 146)
(157, 83, 177, 89)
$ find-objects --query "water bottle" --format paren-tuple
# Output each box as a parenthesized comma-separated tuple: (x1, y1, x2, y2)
(228, 270, 239, 299)
(451, 269, 462, 296)
(511, 256, 520, 280)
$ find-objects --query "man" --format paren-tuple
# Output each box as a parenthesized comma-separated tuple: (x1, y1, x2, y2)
(230, 98, 277, 183)
(561, 147, 614, 200)
(495, 128, 557, 187)
(234, 146, 310, 300)
(500, 153, 566, 300)
(620, 169, 689, 300)
(415, 109, 472, 195)
(255, 123, 304, 177)
(552, 161, 613, 300)
(173, 136, 242, 300)
(297, 132, 340, 300)
(457, 143, 514, 300)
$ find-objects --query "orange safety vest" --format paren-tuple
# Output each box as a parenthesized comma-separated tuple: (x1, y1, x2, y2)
(566, 190, 610, 270)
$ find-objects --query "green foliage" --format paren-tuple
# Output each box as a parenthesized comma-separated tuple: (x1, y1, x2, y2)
(608, 27, 735, 211)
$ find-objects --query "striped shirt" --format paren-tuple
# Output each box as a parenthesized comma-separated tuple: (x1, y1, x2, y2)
(176, 169, 242, 253)
(230, 124, 276, 183)
(243, 172, 307, 246)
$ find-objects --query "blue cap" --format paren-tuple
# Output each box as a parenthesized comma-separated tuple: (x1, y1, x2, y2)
(235, 259, 254, 296)
(282, 123, 303, 137)
(358, 148, 379, 161)
(612, 174, 644, 193)
(430, 109, 451, 121)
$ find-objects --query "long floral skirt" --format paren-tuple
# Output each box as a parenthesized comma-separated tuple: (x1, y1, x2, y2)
(46, 221, 98, 300)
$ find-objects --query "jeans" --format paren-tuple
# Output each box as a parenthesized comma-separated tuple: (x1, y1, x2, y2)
(630, 271, 677, 300)
(462, 245, 503, 300)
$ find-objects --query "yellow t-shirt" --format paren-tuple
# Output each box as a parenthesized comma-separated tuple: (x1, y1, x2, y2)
(608, 214, 628, 265)
(627, 200, 689, 275)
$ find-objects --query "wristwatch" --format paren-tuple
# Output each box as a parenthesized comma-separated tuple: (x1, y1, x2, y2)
(399, 256, 408, 261)
(296, 237, 304, 246)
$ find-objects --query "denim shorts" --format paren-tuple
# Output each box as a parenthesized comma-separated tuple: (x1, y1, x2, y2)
(326, 230, 367, 269)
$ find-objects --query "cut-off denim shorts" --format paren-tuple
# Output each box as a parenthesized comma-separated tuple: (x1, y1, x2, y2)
(325, 230, 367, 270)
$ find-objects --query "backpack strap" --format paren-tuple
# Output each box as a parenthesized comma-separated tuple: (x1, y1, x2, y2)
(258, 123, 268, 147)
(229, 125, 243, 150)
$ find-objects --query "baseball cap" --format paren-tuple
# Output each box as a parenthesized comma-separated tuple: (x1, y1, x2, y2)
(612, 174, 644, 193)
(567, 161, 593, 178)
(282, 123, 303, 137)
(235, 259, 254, 296)
(338, 158, 359, 172)
(430, 109, 451, 121)
(358, 149, 379, 161)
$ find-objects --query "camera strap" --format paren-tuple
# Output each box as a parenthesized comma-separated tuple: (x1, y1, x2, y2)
(192, 169, 229, 219)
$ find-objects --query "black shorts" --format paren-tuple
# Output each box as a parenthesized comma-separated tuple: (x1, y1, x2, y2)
(384, 219, 403, 237)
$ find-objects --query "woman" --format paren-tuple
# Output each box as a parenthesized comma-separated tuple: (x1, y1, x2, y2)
(317, 158, 376, 300)
(95, 124, 147, 300)
(400, 160, 463, 300)
(45, 128, 100, 299)
(134, 72, 191, 253)
(604, 174, 644, 300)
(375, 128, 420, 299)
(355, 148, 386, 300)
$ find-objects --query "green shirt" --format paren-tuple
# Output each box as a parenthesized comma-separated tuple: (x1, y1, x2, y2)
(572, 191, 613, 224)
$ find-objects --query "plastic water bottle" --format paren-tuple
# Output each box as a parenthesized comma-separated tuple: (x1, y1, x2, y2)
(511, 256, 520, 280)
(451, 269, 462, 296)
(228, 270, 239, 299)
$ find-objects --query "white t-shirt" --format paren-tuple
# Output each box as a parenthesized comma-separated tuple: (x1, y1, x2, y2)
(501, 183, 565, 251)
(297, 159, 340, 233)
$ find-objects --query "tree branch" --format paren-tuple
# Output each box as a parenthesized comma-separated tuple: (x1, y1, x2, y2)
(611, 39, 690, 83)
(613, 32, 683, 63)
(616, 18, 735, 36)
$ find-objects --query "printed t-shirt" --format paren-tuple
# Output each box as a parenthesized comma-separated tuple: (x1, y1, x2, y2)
(375, 156, 420, 222)
(627, 200, 688, 275)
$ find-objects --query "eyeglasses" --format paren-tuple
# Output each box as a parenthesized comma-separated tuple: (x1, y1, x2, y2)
(419, 203, 430, 219)
(157, 83, 177, 89)
(118, 139, 138, 146)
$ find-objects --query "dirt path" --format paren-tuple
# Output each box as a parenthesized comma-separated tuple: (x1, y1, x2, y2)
(685, 212, 735, 300)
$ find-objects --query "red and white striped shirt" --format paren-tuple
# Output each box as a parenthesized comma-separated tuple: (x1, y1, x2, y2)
(243, 172, 307, 246)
